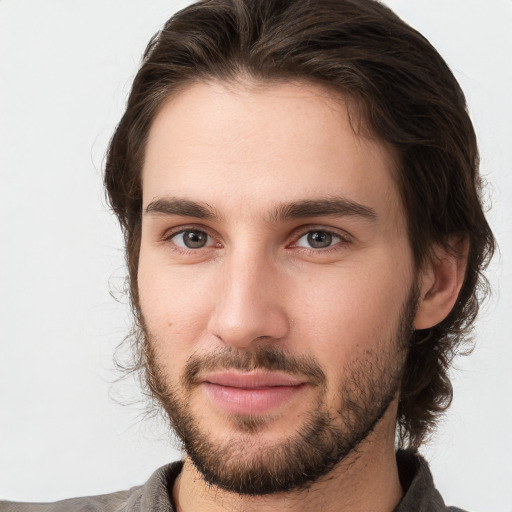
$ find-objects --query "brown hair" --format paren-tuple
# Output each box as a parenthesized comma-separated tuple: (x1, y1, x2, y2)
(105, 0, 495, 449)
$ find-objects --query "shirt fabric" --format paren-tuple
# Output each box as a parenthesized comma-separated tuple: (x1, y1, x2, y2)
(1, 450, 467, 512)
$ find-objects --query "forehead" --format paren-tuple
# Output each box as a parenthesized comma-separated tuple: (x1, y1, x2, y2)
(142, 80, 402, 225)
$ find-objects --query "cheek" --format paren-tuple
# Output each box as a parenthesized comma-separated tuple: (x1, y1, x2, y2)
(290, 258, 413, 364)
(137, 253, 216, 362)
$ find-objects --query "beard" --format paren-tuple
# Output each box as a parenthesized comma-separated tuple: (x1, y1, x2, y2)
(139, 290, 417, 496)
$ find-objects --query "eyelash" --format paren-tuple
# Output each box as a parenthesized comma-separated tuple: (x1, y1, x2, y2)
(162, 225, 218, 253)
(162, 225, 352, 255)
(291, 228, 351, 254)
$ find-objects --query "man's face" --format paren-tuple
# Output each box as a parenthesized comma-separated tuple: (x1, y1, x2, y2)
(138, 81, 418, 494)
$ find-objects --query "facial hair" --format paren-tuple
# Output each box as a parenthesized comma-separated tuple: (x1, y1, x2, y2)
(140, 290, 417, 496)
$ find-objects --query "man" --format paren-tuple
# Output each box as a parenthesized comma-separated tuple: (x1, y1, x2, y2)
(1, 0, 497, 511)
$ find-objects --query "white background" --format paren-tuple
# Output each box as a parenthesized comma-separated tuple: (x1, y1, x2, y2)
(0, 1, 511, 510)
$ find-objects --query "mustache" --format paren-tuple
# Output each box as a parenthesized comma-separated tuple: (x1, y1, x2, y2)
(181, 346, 326, 389)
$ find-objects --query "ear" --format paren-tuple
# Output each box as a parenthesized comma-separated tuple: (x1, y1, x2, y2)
(414, 238, 469, 330)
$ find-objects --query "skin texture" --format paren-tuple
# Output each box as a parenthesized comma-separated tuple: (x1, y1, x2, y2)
(137, 80, 466, 512)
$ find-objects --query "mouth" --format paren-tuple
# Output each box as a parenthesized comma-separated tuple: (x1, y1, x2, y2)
(200, 371, 307, 415)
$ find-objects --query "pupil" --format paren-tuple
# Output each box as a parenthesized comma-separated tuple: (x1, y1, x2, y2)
(184, 231, 207, 248)
(307, 231, 332, 248)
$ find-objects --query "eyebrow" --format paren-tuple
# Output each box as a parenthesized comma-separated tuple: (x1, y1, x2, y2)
(145, 197, 219, 219)
(271, 198, 377, 223)
(144, 196, 377, 223)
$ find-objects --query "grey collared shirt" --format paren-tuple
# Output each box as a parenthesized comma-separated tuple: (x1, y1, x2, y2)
(0, 451, 467, 511)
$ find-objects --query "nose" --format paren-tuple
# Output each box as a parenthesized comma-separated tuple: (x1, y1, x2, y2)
(207, 251, 289, 349)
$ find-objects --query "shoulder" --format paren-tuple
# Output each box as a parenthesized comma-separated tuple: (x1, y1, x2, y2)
(0, 461, 183, 512)
(395, 450, 469, 512)
(0, 488, 139, 512)
(0, 485, 145, 512)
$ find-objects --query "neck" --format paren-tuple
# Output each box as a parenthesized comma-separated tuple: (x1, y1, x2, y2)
(172, 411, 403, 512)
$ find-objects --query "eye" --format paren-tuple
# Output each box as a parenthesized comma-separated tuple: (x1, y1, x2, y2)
(170, 229, 214, 249)
(295, 230, 344, 249)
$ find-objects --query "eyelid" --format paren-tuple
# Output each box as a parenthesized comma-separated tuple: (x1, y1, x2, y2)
(162, 223, 218, 241)
(287, 225, 353, 252)
(161, 224, 222, 252)
(289, 225, 353, 243)
(159, 223, 352, 253)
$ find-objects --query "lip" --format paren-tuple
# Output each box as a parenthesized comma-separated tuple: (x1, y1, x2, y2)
(200, 371, 306, 415)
